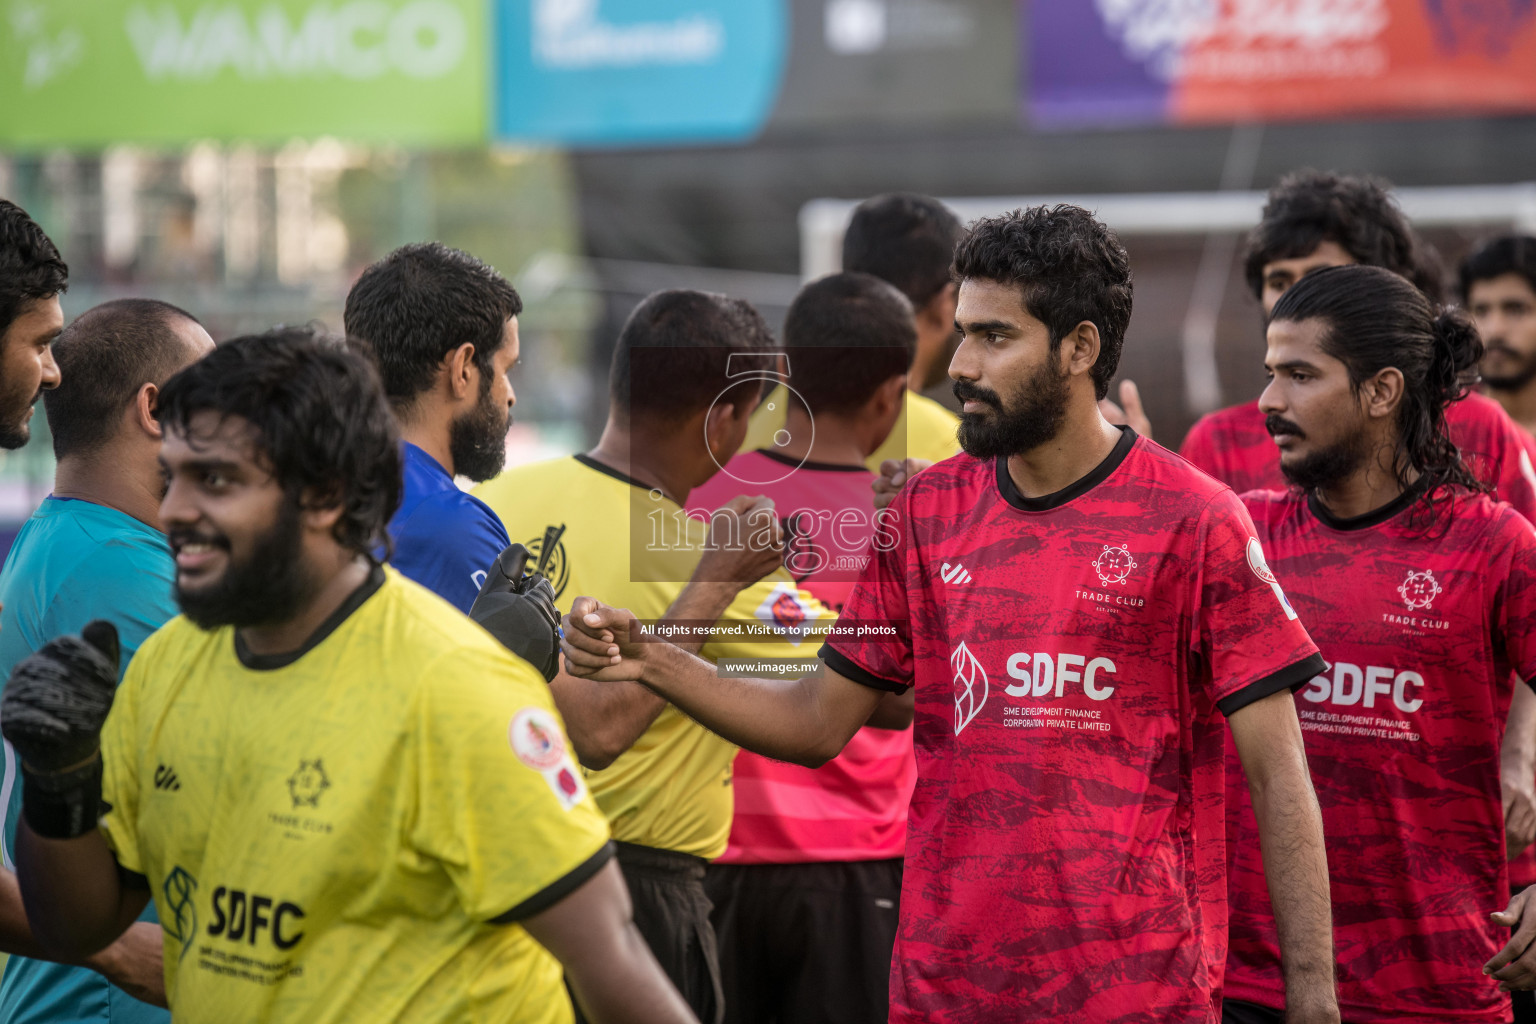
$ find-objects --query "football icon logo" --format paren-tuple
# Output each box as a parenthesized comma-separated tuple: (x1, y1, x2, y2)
(1093, 544, 1137, 586)
(1398, 569, 1443, 612)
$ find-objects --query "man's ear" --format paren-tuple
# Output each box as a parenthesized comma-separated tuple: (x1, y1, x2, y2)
(444, 343, 478, 402)
(874, 373, 907, 417)
(1362, 367, 1406, 420)
(135, 383, 163, 440)
(704, 401, 740, 460)
(298, 486, 347, 535)
(1064, 321, 1103, 379)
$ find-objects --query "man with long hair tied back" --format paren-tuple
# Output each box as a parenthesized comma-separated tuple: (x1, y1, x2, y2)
(1222, 264, 1536, 1024)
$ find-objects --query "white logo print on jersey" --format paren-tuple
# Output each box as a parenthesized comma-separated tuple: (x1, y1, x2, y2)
(940, 562, 972, 586)
(1246, 537, 1299, 621)
(1398, 569, 1443, 612)
(952, 641, 989, 734)
(1092, 544, 1137, 585)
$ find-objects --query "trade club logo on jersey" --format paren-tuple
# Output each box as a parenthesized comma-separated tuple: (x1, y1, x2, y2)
(1092, 544, 1137, 585)
(510, 706, 587, 810)
(286, 759, 331, 809)
(1398, 568, 1443, 612)
(952, 640, 989, 734)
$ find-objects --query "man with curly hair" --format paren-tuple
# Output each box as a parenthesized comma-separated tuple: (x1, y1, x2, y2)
(561, 206, 1340, 1024)
(0, 199, 65, 449)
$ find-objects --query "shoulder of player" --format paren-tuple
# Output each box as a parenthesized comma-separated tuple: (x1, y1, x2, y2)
(474, 455, 628, 523)
(1186, 401, 1264, 441)
(905, 390, 960, 427)
(902, 451, 987, 504)
(371, 571, 548, 686)
(1125, 435, 1239, 503)
(397, 483, 508, 544)
(1448, 391, 1529, 449)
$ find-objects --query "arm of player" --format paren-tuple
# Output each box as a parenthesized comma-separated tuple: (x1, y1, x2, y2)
(550, 496, 786, 771)
(561, 598, 882, 767)
(0, 867, 165, 1005)
(524, 859, 697, 1024)
(15, 825, 149, 960)
(1504, 681, 1536, 859)
(1228, 689, 1340, 1024)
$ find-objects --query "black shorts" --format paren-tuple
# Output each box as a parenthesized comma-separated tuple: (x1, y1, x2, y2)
(574, 841, 723, 1024)
(705, 857, 902, 1024)
(1223, 999, 1284, 1024)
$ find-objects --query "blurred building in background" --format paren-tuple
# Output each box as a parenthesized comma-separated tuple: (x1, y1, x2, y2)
(3, 0, 1536, 529)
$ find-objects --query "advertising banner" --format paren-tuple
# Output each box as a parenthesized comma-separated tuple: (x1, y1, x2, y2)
(492, 0, 788, 146)
(0, 0, 486, 147)
(1030, 0, 1536, 127)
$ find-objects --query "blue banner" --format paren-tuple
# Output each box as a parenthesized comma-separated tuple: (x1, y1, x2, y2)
(494, 0, 788, 146)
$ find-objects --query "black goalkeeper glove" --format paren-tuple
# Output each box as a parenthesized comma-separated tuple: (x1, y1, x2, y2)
(470, 544, 562, 682)
(0, 620, 120, 839)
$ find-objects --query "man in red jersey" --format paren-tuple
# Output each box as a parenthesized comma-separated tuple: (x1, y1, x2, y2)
(686, 271, 917, 1024)
(1178, 173, 1536, 931)
(1222, 263, 1536, 1024)
(1462, 235, 1536, 1024)
(561, 205, 1340, 1024)
(1179, 171, 1536, 514)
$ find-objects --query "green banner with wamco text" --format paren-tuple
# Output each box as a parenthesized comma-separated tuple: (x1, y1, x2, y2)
(0, 0, 486, 148)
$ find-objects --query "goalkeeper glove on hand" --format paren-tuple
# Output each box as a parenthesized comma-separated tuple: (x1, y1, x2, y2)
(1, 620, 120, 839)
(470, 544, 562, 682)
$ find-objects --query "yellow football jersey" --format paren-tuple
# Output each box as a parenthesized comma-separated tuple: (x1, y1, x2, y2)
(741, 386, 960, 472)
(98, 567, 610, 1024)
(475, 455, 827, 860)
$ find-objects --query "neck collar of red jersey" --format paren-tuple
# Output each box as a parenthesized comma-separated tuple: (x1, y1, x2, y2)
(995, 426, 1137, 513)
(1305, 476, 1428, 532)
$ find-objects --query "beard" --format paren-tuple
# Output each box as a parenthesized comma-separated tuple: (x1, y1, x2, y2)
(1480, 341, 1536, 392)
(1267, 413, 1372, 492)
(449, 378, 510, 483)
(0, 383, 41, 451)
(172, 496, 319, 630)
(954, 361, 1071, 459)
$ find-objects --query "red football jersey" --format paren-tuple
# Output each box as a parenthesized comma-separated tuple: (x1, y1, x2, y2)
(1182, 394, 1536, 890)
(687, 449, 916, 864)
(823, 429, 1323, 1023)
(1179, 393, 1536, 518)
(1227, 488, 1536, 1023)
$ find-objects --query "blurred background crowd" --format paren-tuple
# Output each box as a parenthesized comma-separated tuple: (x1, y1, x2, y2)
(2, 0, 1534, 551)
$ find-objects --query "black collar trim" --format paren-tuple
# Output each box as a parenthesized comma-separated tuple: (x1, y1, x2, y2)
(574, 453, 649, 490)
(1306, 479, 1428, 532)
(235, 564, 386, 671)
(754, 448, 867, 473)
(996, 427, 1137, 512)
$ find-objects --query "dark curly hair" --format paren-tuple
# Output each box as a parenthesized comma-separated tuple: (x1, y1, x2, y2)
(344, 242, 522, 413)
(158, 325, 403, 559)
(1270, 265, 1484, 525)
(1458, 234, 1536, 304)
(1243, 170, 1444, 303)
(951, 204, 1133, 400)
(842, 193, 965, 309)
(0, 199, 68, 336)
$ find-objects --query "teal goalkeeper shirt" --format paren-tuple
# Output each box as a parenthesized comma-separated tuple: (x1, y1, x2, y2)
(0, 497, 174, 1024)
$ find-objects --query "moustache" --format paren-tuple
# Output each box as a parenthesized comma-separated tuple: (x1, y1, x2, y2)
(952, 380, 1001, 409)
(1264, 414, 1305, 439)
(1484, 340, 1520, 358)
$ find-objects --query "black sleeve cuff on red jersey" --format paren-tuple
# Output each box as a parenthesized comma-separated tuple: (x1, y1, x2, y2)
(1217, 653, 1327, 718)
(490, 841, 614, 924)
(819, 644, 911, 695)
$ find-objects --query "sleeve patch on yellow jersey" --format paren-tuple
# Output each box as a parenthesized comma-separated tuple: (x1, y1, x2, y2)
(754, 583, 824, 648)
(509, 707, 587, 811)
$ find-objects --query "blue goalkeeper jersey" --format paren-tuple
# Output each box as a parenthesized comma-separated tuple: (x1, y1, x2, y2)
(385, 443, 510, 612)
(0, 496, 173, 1024)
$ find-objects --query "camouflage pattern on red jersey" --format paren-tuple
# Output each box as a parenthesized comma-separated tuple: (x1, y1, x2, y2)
(824, 430, 1322, 1023)
(1227, 488, 1536, 1023)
